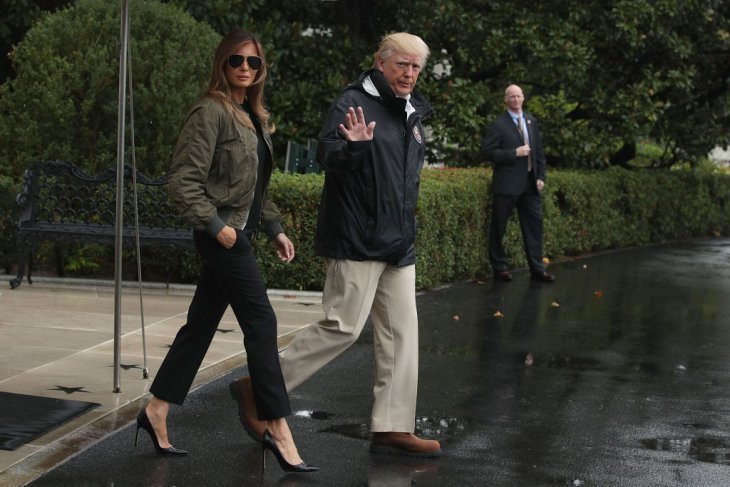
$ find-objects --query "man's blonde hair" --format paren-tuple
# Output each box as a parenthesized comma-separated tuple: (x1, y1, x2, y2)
(373, 32, 430, 69)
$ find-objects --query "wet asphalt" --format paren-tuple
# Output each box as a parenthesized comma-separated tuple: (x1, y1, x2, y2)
(29, 238, 730, 486)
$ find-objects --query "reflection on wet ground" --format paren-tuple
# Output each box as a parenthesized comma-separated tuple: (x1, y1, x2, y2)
(294, 410, 335, 420)
(641, 437, 730, 465)
(29, 238, 730, 486)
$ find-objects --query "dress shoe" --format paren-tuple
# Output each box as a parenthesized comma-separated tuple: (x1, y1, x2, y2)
(530, 271, 556, 283)
(493, 270, 513, 281)
(370, 432, 441, 458)
(229, 376, 266, 444)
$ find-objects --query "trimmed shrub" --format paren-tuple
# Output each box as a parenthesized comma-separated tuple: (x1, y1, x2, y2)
(0, 0, 219, 179)
(3, 166, 730, 290)
(0, 176, 19, 273)
(415, 168, 489, 289)
(252, 172, 326, 291)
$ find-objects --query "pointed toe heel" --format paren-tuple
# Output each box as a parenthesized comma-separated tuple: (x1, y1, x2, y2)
(135, 409, 188, 456)
(261, 429, 318, 473)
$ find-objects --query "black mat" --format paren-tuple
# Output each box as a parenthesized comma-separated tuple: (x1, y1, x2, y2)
(0, 391, 100, 451)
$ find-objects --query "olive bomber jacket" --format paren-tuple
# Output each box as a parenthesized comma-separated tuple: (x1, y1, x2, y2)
(167, 96, 283, 240)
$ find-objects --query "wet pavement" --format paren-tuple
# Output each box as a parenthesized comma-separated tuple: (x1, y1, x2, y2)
(27, 238, 730, 486)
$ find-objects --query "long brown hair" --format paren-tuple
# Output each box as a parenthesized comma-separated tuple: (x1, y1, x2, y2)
(207, 29, 273, 132)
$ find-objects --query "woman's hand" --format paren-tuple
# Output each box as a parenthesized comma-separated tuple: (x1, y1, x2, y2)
(216, 226, 237, 249)
(274, 233, 295, 262)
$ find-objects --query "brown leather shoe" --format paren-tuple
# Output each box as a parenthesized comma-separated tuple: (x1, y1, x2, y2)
(229, 376, 266, 444)
(370, 432, 441, 458)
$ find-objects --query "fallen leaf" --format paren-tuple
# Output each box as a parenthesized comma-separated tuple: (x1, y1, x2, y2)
(493, 310, 503, 317)
(594, 290, 603, 298)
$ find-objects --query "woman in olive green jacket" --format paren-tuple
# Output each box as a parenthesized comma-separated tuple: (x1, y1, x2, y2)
(134, 29, 317, 474)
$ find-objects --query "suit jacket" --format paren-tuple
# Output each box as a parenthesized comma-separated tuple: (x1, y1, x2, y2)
(482, 111, 546, 196)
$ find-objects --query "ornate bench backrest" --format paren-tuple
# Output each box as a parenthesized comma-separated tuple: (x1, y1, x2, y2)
(16, 161, 186, 229)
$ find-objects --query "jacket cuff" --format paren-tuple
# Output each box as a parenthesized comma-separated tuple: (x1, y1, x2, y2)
(263, 219, 284, 240)
(348, 139, 370, 154)
(205, 216, 226, 239)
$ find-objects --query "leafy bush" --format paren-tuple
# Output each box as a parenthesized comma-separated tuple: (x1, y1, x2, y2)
(0, 176, 19, 273)
(0, 0, 219, 179)
(414, 168, 489, 289)
(4, 1, 730, 171)
(3, 165, 729, 290)
(252, 172, 326, 290)
(251, 167, 730, 291)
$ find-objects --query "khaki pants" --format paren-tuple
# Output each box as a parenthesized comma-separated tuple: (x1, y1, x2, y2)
(280, 258, 419, 433)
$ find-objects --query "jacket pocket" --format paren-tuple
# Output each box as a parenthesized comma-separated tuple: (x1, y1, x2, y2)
(206, 147, 232, 202)
(228, 132, 258, 204)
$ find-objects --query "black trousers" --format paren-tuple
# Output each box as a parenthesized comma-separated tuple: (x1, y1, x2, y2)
(150, 229, 291, 420)
(489, 174, 545, 274)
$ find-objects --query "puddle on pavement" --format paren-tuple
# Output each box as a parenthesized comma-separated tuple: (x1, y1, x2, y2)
(520, 353, 604, 371)
(319, 416, 465, 442)
(640, 436, 730, 465)
(416, 416, 465, 440)
(294, 409, 334, 420)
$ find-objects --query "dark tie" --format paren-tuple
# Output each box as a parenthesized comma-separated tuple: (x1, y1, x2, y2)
(516, 116, 533, 172)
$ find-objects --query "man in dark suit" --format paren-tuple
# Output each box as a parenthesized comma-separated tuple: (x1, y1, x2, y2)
(482, 84, 555, 283)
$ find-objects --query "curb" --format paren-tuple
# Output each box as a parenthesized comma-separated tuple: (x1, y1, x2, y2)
(0, 274, 322, 299)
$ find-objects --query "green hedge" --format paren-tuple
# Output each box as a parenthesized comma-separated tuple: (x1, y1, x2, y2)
(2, 167, 729, 290)
(251, 166, 730, 290)
(0, 176, 19, 273)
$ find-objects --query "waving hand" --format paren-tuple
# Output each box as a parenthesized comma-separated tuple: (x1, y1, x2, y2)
(339, 106, 376, 141)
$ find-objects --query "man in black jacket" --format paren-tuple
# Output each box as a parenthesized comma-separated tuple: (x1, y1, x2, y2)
(231, 32, 441, 457)
(483, 84, 555, 283)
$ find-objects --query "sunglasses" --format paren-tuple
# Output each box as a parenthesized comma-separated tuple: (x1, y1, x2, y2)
(227, 55, 263, 70)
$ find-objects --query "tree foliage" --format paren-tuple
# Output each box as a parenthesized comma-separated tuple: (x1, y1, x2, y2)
(0, 0, 728, 175)
(0, 0, 218, 177)
(166, 0, 729, 169)
(164, 0, 382, 169)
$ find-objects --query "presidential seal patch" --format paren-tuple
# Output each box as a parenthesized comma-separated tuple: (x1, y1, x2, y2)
(412, 126, 423, 144)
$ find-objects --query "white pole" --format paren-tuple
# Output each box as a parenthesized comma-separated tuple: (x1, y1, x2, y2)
(113, 0, 129, 393)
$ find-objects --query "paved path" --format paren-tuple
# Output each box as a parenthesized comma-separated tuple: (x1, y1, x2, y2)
(0, 278, 322, 486)
(3, 238, 730, 486)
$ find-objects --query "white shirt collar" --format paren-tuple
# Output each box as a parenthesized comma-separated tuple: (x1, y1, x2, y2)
(364, 75, 416, 119)
(508, 109, 524, 121)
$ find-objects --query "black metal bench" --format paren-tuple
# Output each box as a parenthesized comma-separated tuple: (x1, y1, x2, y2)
(10, 161, 193, 289)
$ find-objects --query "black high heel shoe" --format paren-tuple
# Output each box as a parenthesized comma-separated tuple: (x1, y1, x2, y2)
(261, 429, 318, 473)
(135, 409, 188, 455)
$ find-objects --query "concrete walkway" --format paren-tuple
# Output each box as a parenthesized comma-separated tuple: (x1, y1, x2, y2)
(0, 276, 323, 486)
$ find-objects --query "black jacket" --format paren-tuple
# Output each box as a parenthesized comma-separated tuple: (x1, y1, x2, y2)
(482, 111, 547, 196)
(314, 69, 432, 266)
